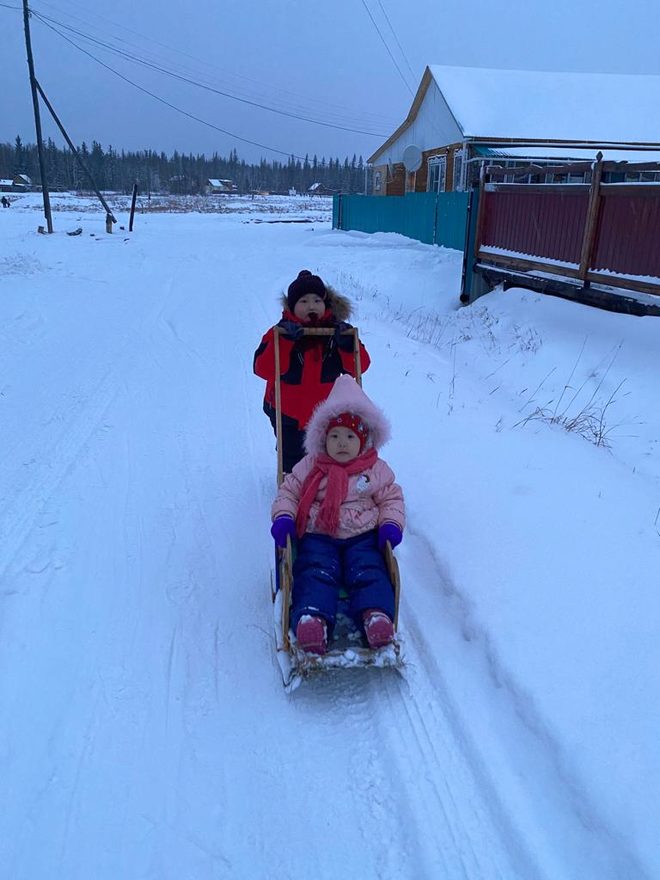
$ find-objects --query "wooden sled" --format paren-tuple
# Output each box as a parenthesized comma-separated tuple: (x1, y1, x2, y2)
(273, 535, 403, 691)
(270, 325, 404, 691)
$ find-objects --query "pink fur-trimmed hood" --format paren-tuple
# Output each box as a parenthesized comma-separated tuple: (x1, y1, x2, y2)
(304, 375, 391, 455)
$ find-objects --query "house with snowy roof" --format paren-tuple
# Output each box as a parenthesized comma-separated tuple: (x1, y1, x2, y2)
(308, 182, 334, 195)
(368, 66, 660, 196)
(207, 178, 236, 194)
(0, 174, 32, 192)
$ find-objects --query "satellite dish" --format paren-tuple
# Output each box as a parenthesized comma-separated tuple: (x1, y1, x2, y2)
(402, 144, 423, 172)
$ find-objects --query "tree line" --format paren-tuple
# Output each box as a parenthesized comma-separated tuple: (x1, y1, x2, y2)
(0, 136, 368, 194)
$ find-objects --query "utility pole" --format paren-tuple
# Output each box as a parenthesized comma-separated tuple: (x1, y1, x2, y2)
(35, 81, 116, 224)
(22, 0, 53, 232)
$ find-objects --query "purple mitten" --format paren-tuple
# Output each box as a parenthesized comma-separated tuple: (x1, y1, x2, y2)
(378, 522, 403, 551)
(271, 515, 296, 548)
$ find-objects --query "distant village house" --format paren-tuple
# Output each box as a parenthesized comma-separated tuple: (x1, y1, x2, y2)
(0, 173, 32, 192)
(207, 178, 236, 194)
(308, 182, 334, 195)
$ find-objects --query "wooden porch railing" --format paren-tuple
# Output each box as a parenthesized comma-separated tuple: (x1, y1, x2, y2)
(474, 155, 660, 298)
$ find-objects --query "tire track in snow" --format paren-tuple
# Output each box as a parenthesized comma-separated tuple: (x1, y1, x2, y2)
(381, 657, 532, 878)
(365, 665, 529, 880)
(396, 527, 649, 879)
(0, 283, 181, 592)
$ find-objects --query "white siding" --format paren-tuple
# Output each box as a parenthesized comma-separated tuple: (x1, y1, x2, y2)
(372, 81, 463, 165)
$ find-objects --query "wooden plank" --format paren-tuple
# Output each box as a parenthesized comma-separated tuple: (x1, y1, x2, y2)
(599, 183, 660, 196)
(486, 161, 660, 179)
(473, 164, 487, 259)
(273, 326, 284, 487)
(485, 183, 589, 194)
(477, 249, 582, 278)
(586, 271, 660, 297)
(602, 162, 660, 173)
(487, 162, 593, 179)
(477, 255, 660, 298)
(578, 154, 604, 280)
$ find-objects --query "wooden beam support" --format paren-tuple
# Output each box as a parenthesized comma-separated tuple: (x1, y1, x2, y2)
(578, 154, 604, 280)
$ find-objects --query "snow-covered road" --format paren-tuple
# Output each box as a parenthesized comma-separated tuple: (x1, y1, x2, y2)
(1, 197, 656, 879)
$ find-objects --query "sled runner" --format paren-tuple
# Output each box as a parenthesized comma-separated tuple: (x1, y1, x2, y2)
(270, 326, 404, 691)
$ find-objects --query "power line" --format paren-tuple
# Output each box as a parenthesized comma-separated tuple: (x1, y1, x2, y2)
(32, 0, 398, 129)
(374, 0, 417, 85)
(31, 14, 310, 161)
(359, 0, 415, 96)
(31, 9, 389, 137)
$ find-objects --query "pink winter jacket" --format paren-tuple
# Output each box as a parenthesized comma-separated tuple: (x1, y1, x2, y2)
(272, 453, 405, 540)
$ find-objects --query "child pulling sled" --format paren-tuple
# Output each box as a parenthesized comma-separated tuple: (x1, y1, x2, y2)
(254, 269, 370, 474)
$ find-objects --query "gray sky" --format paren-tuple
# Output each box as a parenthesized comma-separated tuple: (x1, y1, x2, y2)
(2, 0, 660, 164)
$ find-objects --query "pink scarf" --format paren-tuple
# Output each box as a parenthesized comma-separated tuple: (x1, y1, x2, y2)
(296, 447, 378, 538)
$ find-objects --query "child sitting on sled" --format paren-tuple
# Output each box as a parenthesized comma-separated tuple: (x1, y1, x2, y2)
(270, 374, 404, 655)
(253, 269, 370, 473)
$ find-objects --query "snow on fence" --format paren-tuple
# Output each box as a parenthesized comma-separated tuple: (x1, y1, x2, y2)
(471, 156, 660, 302)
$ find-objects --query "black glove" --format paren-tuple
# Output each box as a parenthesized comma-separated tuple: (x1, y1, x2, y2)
(334, 322, 355, 352)
(278, 320, 305, 340)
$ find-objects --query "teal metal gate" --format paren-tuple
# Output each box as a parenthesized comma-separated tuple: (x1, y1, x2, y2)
(333, 192, 469, 250)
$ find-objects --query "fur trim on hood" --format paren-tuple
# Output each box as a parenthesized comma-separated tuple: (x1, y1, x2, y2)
(279, 284, 352, 322)
(304, 375, 391, 456)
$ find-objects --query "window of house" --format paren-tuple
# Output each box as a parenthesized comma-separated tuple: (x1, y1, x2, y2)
(373, 171, 382, 193)
(427, 155, 446, 193)
(453, 149, 465, 191)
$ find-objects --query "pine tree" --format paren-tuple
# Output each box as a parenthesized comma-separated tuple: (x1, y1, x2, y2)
(14, 135, 24, 176)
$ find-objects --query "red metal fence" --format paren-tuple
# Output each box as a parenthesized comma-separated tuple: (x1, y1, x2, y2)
(480, 189, 589, 265)
(592, 188, 660, 279)
(474, 157, 660, 298)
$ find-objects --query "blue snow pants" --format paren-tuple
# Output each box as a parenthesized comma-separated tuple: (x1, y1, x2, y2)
(290, 530, 395, 632)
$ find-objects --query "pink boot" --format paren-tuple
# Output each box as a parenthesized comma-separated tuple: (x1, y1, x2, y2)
(363, 610, 394, 649)
(296, 615, 327, 655)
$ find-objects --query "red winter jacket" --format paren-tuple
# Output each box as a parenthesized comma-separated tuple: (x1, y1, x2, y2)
(253, 305, 370, 431)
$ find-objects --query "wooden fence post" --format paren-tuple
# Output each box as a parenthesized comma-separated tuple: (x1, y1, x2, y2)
(129, 183, 138, 232)
(578, 152, 604, 282)
(473, 163, 487, 261)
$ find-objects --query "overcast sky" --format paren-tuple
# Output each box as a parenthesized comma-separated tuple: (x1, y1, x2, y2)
(2, 0, 660, 164)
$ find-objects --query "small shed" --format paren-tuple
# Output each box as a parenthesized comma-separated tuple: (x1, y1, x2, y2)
(207, 178, 236, 194)
(368, 66, 660, 196)
(1, 174, 32, 192)
(308, 182, 333, 195)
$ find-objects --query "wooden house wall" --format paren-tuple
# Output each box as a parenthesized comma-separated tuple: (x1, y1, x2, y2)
(370, 163, 406, 196)
(388, 163, 406, 195)
(410, 143, 465, 193)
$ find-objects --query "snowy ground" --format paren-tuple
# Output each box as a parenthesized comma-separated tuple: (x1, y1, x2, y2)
(1, 193, 658, 879)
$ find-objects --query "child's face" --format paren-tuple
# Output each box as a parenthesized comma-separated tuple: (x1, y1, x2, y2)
(293, 294, 325, 322)
(326, 425, 362, 462)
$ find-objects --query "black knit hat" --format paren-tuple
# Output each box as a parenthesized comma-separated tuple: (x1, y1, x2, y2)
(287, 269, 326, 311)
